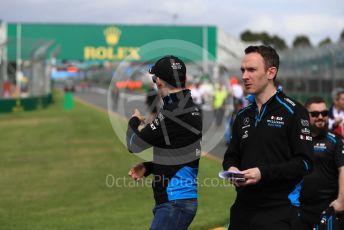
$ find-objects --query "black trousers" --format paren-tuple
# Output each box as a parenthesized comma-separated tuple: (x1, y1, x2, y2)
(229, 204, 299, 230)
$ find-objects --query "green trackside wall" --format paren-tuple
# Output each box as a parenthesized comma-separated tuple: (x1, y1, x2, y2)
(7, 23, 217, 62)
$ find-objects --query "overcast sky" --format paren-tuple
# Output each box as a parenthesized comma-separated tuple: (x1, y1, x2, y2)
(1, 0, 343, 46)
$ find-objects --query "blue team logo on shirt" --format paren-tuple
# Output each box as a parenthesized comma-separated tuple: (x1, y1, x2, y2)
(314, 143, 327, 152)
(267, 116, 284, 128)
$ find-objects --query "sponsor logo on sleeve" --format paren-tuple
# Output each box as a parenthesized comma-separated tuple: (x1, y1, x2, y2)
(301, 119, 309, 127)
(300, 135, 312, 141)
(158, 112, 165, 121)
(284, 98, 296, 107)
(192, 107, 201, 116)
(150, 123, 156, 130)
(301, 128, 311, 135)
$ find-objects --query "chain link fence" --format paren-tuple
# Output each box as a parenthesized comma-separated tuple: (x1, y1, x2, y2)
(0, 38, 54, 99)
(0, 22, 54, 112)
(278, 42, 344, 100)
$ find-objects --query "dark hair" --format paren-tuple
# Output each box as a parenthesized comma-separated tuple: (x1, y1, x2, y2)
(244, 45, 280, 72)
(304, 96, 327, 108)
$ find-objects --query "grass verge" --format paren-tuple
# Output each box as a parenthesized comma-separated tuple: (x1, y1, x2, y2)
(0, 91, 235, 230)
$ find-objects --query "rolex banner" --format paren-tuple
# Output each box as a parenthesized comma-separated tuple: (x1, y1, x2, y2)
(6, 23, 217, 62)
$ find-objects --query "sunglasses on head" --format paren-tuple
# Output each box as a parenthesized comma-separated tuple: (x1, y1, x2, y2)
(152, 75, 157, 83)
(309, 110, 329, 118)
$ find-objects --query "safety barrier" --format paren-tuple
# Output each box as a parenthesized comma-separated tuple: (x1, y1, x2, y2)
(0, 93, 53, 113)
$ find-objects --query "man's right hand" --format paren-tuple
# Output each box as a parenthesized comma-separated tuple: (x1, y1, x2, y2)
(128, 163, 146, 181)
(131, 109, 145, 124)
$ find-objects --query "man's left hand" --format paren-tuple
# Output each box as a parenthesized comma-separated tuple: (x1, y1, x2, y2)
(236, 167, 261, 187)
(329, 199, 344, 213)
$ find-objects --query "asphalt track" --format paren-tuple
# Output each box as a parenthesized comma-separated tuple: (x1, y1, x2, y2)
(74, 87, 229, 162)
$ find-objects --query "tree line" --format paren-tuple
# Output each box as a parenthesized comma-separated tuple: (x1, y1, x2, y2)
(240, 29, 344, 50)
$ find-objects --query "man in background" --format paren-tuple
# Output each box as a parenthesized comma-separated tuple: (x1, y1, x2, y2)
(298, 96, 344, 230)
(328, 88, 344, 137)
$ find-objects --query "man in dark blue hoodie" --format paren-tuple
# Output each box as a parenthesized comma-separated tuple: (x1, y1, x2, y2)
(126, 55, 202, 230)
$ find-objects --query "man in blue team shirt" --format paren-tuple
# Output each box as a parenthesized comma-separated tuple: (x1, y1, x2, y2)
(222, 45, 313, 230)
(297, 96, 344, 230)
